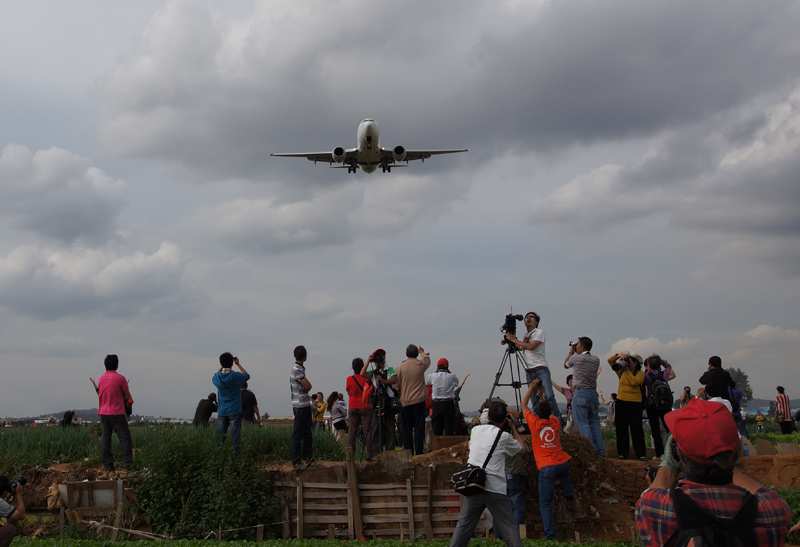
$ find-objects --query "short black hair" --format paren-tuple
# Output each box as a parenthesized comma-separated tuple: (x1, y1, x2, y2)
(777, 386, 785, 394)
(487, 401, 508, 424)
(535, 400, 552, 419)
(406, 344, 419, 358)
(644, 354, 663, 371)
(104, 354, 119, 371)
(679, 449, 737, 483)
(708, 356, 722, 368)
(352, 358, 364, 374)
(577, 336, 593, 351)
(294, 345, 307, 361)
(526, 312, 540, 323)
(219, 352, 234, 368)
(566, 374, 573, 385)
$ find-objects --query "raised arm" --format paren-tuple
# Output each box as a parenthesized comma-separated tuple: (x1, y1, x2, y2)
(551, 379, 566, 396)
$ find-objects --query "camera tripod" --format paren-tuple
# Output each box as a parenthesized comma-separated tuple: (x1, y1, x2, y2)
(487, 343, 528, 413)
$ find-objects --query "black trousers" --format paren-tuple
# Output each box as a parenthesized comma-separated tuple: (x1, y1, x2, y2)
(400, 401, 427, 455)
(615, 399, 646, 459)
(647, 406, 670, 457)
(431, 400, 456, 436)
(291, 405, 314, 464)
(100, 414, 133, 470)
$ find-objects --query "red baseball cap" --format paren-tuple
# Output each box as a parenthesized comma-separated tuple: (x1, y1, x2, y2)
(437, 358, 449, 368)
(664, 398, 739, 464)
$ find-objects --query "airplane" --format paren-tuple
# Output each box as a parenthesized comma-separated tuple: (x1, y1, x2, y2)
(271, 118, 468, 173)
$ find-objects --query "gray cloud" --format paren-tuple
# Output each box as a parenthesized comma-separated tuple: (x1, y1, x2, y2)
(529, 86, 800, 278)
(0, 242, 191, 320)
(0, 144, 128, 244)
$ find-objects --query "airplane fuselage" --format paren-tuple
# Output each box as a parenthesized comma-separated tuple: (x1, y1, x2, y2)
(356, 118, 381, 173)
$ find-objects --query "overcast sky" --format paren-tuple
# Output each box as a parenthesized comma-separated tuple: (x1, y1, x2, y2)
(1, 0, 799, 419)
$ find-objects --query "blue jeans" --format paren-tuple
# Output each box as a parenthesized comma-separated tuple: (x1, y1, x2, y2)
(217, 412, 243, 449)
(571, 390, 606, 456)
(538, 461, 574, 540)
(494, 473, 526, 539)
(525, 367, 562, 423)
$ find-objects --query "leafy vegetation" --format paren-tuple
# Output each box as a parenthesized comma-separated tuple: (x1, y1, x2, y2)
(0, 423, 347, 473)
(134, 433, 280, 540)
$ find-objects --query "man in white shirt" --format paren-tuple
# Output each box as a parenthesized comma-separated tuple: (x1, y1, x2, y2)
(427, 358, 460, 436)
(504, 312, 562, 423)
(450, 401, 526, 547)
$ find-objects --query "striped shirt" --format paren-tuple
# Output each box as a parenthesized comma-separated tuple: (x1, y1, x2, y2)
(636, 481, 792, 546)
(290, 363, 310, 409)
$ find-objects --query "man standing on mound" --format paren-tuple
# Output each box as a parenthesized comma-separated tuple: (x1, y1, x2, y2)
(213, 352, 250, 448)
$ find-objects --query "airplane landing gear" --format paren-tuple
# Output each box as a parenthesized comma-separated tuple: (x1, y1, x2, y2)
(382, 165, 392, 173)
(348, 165, 357, 173)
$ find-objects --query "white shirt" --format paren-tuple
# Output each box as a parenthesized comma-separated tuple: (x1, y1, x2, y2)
(467, 424, 522, 494)
(426, 369, 460, 399)
(521, 328, 548, 369)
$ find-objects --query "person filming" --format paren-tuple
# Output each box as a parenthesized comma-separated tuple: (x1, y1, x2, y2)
(0, 476, 26, 547)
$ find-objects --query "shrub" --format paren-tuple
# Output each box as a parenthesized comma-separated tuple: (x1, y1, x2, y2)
(133, 430, 281, 540)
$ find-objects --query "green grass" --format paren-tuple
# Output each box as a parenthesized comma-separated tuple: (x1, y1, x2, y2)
(0, 423, 347, 474)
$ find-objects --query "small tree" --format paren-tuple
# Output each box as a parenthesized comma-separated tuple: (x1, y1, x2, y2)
(728, 367, 753, 408)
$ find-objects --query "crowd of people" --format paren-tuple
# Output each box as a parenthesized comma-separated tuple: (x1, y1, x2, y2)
(3, 314, 797, 546)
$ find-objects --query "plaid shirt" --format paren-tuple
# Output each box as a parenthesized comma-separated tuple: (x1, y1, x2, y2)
(636, 481, 792, 546)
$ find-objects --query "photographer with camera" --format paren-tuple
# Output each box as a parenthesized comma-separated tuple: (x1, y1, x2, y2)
(679, 385, 694, 407)
(503, 312, 562, 423)
(563, 337, 605, 456)
(427, 358, 460, 436)
(361, 349, 398, 456)
(0, 475, 26, 547)
(609, 351, 647, 460)
(450, 400, 526, 547)
(397, 344, 431, 456)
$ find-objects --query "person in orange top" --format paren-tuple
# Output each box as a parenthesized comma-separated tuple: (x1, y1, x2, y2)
(522, 379, 575, 540)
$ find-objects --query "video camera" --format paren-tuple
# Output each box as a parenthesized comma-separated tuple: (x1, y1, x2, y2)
(501, 313, 524, 352)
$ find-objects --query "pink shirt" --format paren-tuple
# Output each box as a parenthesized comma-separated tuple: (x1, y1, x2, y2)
(98, 370, 129, 415)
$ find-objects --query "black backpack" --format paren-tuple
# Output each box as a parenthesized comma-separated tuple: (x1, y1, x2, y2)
(649, 371, 673, 412)
(666, 488, 758, 547)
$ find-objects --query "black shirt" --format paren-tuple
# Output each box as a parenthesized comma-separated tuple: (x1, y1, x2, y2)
(241, 390, 259, 423)
(193, 399, 217, 426)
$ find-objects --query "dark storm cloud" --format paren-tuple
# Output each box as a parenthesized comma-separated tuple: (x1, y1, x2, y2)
(96, 0, 800, 184)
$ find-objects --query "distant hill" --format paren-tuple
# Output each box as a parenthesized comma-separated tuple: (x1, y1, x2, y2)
(745, 398, 799, 410)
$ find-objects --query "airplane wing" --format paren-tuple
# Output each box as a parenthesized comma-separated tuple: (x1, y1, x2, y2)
(271, 148, 358, 164)
(385, 149, 468, 162)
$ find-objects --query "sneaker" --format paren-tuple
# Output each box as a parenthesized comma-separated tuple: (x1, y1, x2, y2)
(292, 462, 305, 470)
(617, 455, 626, 460)
(639, 456, 648, 461)
(305, 459, 317, 468)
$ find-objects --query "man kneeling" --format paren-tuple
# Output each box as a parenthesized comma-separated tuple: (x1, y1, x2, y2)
(636, 398, 792, 546)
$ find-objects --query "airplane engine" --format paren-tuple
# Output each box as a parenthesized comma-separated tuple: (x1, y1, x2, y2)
(332, 147, 346, 163)
(392, 145, 406, 163)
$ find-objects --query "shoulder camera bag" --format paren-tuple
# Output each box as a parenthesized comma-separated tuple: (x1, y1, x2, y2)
(452, 428, 504, 496)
